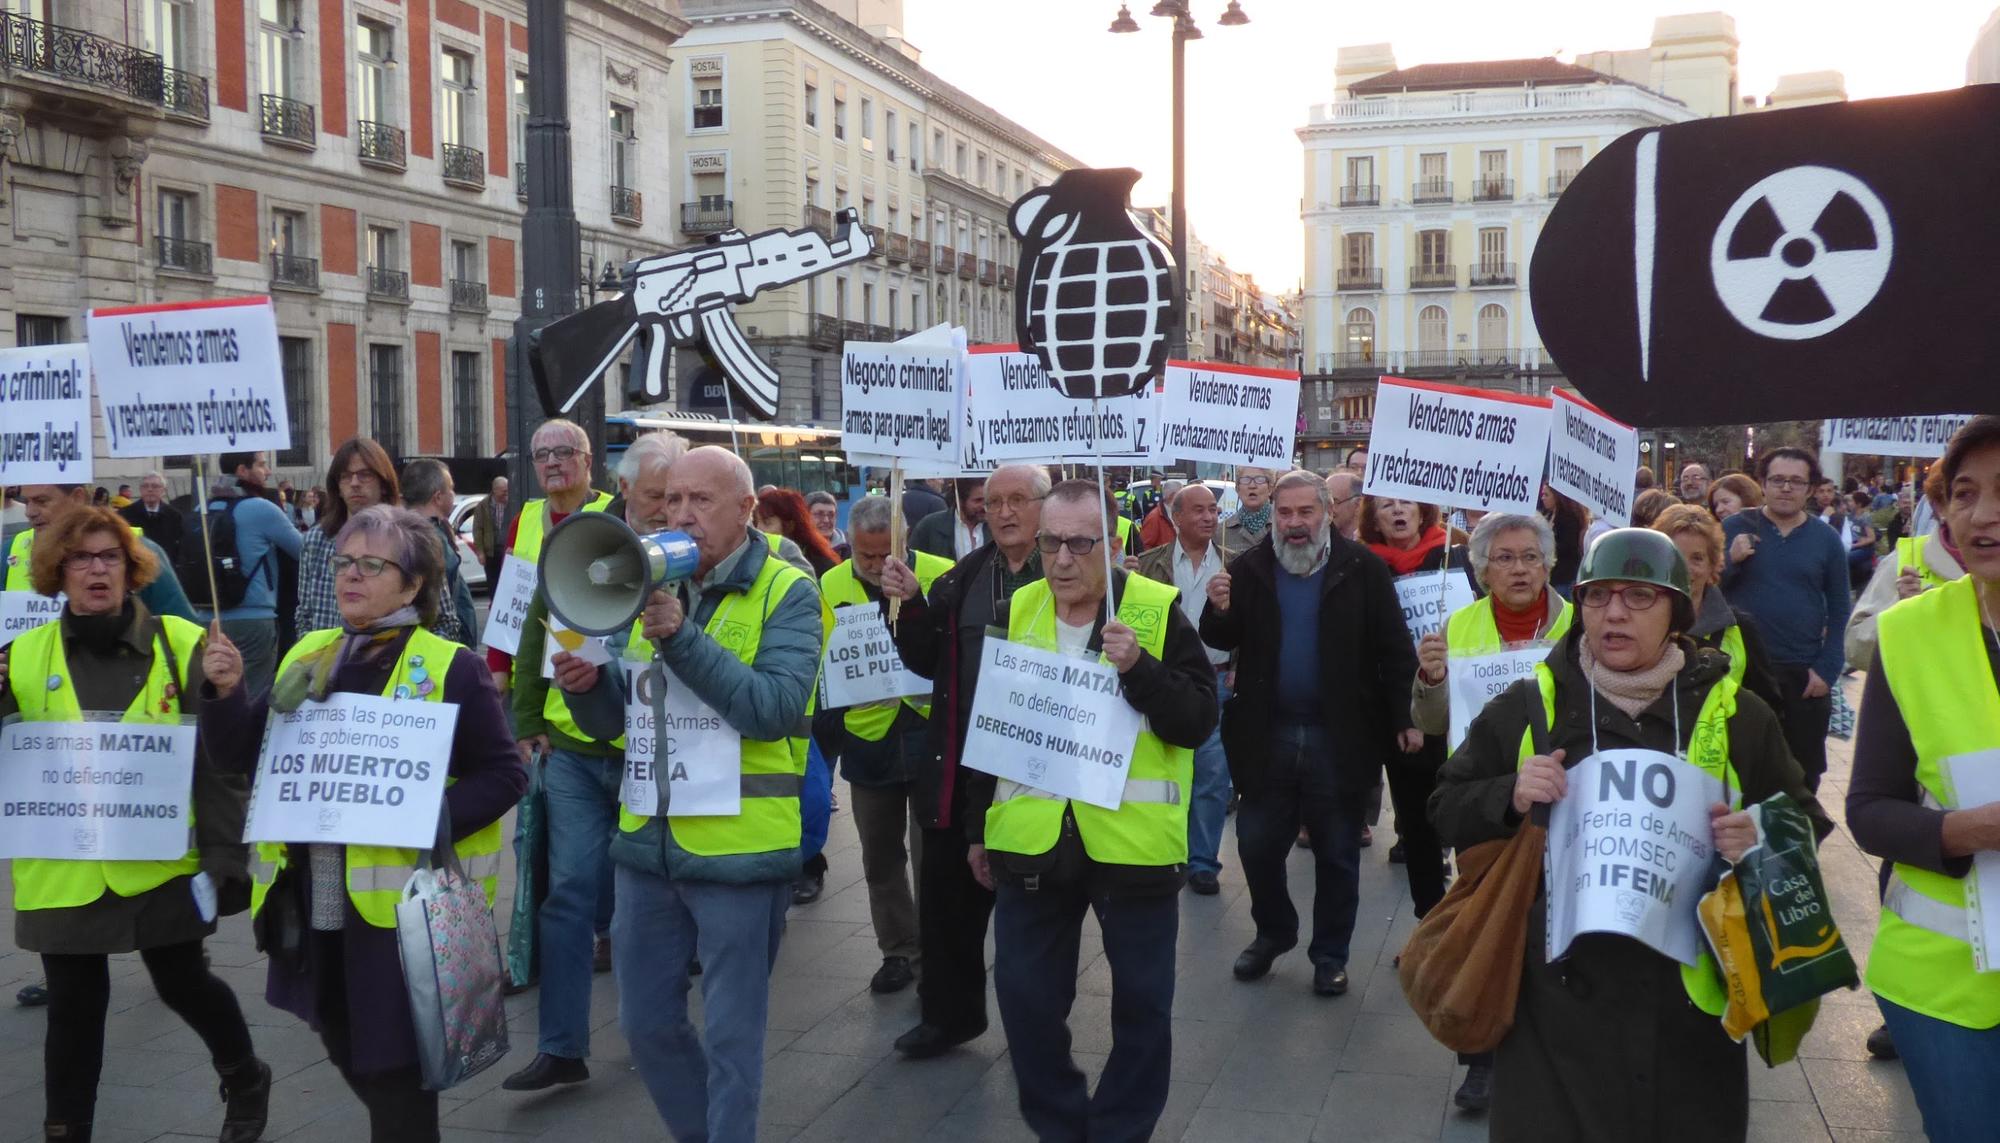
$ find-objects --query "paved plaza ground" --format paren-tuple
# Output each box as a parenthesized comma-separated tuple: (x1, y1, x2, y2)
(0, 680, 1927, 1141)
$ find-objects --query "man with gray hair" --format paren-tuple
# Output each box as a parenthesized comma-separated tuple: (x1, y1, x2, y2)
(487, 417, 614, 686)
(119, 470, 183, 563)
(400, 458, 474, 642)
(1327, 469, 1364, 542)
(813, 493, 951, 994)
(1202, 470, 1421, 998)
(877, 461, 1049, 1058)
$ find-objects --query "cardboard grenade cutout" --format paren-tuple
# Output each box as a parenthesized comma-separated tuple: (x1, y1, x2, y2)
(532, 210, 876, 421)
(1530, 85, 2000, 427)
(1010, 168, 1177, 400)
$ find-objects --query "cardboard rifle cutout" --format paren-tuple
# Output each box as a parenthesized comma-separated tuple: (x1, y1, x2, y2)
(532, 209, 876, 421)
(1531, 85, 2000, 427)
(1011, 167, 1177, 400)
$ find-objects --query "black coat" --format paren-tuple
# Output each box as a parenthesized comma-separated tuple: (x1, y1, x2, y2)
(909, 510, 983, 562)
(120, 500, 184, 565)
(1427, 629, 1829, 1143)
(1198, 534, 1418, 796)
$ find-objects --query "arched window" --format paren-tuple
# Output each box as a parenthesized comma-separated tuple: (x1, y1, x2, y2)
(1342, 307, 1375, 364)
(1418, 305, 1447, 362)
(1477, 303, 1507, 359)
(958, 287, 970, 327)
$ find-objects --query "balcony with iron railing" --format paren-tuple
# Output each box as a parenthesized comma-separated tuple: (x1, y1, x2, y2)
(0, 10, 164, 104)
(804, 204, 832, 236)
(1548, 171, 1578, 198)
(935, 244, 956, 272)
(450, 278, 487, 312)
(1339, 184, 1380, 208)
(909, 238, 931, 268)
(259, 93, 315, 148)
(161, 66, 206, 121)
(358, 120, 406, 170)
(884, 233, 910, 264)
(515, 161, 528, 203)
(367, 266, 409, 302)
(1470, 178, 1514, 203)
(1000, 264, 1015, 290)
(441, 142, 483, 188)
(155, 235, 211, 276)
(1412, 179, 1452, 205)
(610, 185, 642, 223)
(1410, 264, 1456, 290)
(810, 313, 844, 347)
(270, 251, 319, 292)
(1470, 262, 1518, 287)
(957, 252, 977, 279)
(1336, 267, 1382, 292)
(863, 224, 885, 248)
(680, 201, 734, 234)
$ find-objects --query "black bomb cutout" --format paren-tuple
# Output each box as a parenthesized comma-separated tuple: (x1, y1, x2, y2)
(533, 210, 877, 421)
(1010, 168, 1177, 401)
(1530, 85, 2000, 427)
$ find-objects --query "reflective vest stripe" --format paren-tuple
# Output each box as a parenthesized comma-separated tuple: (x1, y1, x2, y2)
(995, 778, 1182, 806)
(1884, 875, 1970, 942)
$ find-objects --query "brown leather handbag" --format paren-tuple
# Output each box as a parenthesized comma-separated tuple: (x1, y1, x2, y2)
(1398, 707, 1554, 1054)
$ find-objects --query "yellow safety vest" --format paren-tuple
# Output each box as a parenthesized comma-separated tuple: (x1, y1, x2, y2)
(511, 490, 615, 565)
(1442, 592, 1574, 657)
(616, 550, 813, 859)
(5, 529, 31, 591)
(248, 627, 504, 928)
(9, 613, 206, 910)
(1895, 537, 1950, 593)
(1519, 662, 1740, 1015)
(1718, 624, 1747, 689)
(1872, 576, 2000, 1028)
(1116, 515, 1135, 555)
(984, 576, 1193, 866)
(818, 552, 949, 742)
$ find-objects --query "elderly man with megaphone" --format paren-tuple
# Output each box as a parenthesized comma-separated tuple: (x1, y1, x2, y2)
(538, 442, 823, 1143)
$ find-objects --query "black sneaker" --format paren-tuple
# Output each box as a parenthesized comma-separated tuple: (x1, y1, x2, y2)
(501, 1053, 589, 1092)
(791, 874, 824, 906)
(217, 1057, 272, 1143)
(1866, 1023, 1898, 1060)
(870, 956, 915, 994)
(1454, 1060, 1492, 1112)
(894, 1021, 985, 1059)
(1187, 871, 1220, 896)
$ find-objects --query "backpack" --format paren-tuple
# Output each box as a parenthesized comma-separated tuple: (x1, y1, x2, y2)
(178, 497, 262, 610)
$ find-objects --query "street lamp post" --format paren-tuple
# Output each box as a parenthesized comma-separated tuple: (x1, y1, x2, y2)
(1110, 1, 1248, 364)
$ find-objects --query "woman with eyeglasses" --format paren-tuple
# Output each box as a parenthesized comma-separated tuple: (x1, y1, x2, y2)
(1429, 529, 1827, 1143)
(0, 506, 273, 1143)
(204, 505, 524, 1143)
(295, 438, 402, 638)
(1650, 504, 1785, 715)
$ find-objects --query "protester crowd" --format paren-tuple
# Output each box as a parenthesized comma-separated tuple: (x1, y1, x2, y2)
(6, 413, 1997, 1143)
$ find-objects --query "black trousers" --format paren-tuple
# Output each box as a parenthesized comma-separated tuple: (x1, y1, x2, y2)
(1771, 663, 1832, 793)
(1385, 742, 1449, 919)
(916, 822, 996, 1033)
(43, 941, 254, 1126)
(314, 936, 440, 1143)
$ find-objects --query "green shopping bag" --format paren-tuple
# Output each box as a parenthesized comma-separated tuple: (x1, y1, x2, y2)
(505, 752, 548, 989)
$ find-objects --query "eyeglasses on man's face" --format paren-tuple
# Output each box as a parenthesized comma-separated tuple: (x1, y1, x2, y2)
(1036, 532, 1104, 557)
(990, 493, 1046, 514)
(1765, 475, 1811, 491)
(533, 445, 584, 464)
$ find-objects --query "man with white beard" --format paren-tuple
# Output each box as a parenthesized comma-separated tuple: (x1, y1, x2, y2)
(1200, 470, 1420, 998)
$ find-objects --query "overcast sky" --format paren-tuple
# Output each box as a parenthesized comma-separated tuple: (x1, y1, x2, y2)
(901, 1, 1995, 291)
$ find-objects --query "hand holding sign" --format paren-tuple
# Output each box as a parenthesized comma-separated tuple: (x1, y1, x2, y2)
(879, 556, 919, 602)
(1101, 620, 1139, 673)
(204, 622, 243, 697)
(1206, 569, 1231, 613)
(1417, 632, 1448, 685)
(552, 652, 600, 695)
(1513, 748, 1568, 816)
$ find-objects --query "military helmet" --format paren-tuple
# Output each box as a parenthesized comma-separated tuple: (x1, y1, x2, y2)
(1576, 527, 1695, 629)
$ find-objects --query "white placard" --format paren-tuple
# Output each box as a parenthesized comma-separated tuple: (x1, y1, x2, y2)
(839, 341, 963, 464)
(539, 616, 616, 679)
(1545, 749, 1726, 966)
(1393, 573, 1476, 646)
(0, 343, 92, 484)
(622, 658, 742, 817)
(962, 348, 1155, 468)
(1944, 749, 2000, 970)
(1365, 378, 1553, 517)
(0, 591, 65, 649)
(822, 604, 928, 709)
(86, 297, 291, 457)
(0, 720, 196, 860)
(960, 637, 1143, 811)
(481, 554, 537, 655)
(244, 693, 458, 849)
(1822, 417, 1973, 460)
(1549, 391, 1640, 528)
(1152, 361, 1299, 469)
(1446, 642, 1554, 752)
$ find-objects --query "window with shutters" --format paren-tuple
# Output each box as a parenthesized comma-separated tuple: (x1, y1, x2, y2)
(1418, 305, 1448, 359)
(1477, 304, 1507, 357)
(1343, 308, 1375, 363)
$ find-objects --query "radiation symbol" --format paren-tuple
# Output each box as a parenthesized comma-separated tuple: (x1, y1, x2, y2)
(1708, 166, 1893, 340)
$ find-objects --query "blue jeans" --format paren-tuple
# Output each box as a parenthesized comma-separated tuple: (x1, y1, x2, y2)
(612, 864, 788, 1143)
(1877, 995, 2000, 1142)
(1187, 677, 1233, 875)
(1235, 721, 1366, 966)
(993, 882, 1178, 1143)
(537, 748, 622, 1058)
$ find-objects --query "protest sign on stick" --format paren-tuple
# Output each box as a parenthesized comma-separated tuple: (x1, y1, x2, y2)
(839, 340, 962, 466)
(0, 720, 197, 860)
(86, 297, 291, 458)
(964, 347, 1155, 467)
(1821, 417, 1973, 460)
(1446, 641, 1555, 752)
(1152, 361, 1299, 469)
(481, 555, 538, 655)
(244, 693, 458, 849)
(0, 343, 92, 485)
(1549, 391, 1641, 528)
(822, 606, 928, 709)
(1365, 378, 1553, 518)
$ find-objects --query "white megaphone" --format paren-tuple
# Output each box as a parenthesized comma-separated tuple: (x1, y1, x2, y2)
(539, 512, 701, 636)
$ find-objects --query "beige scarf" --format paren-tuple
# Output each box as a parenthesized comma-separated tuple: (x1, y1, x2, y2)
(1579, 638, 1686, 718)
